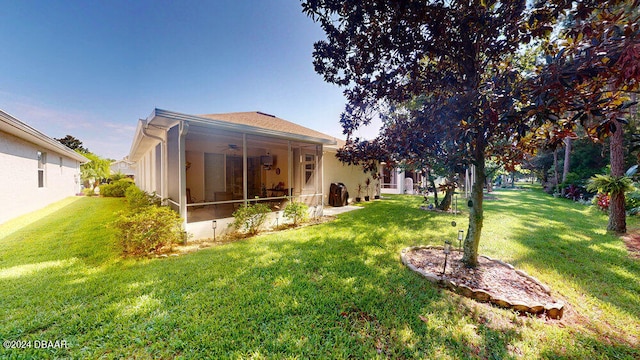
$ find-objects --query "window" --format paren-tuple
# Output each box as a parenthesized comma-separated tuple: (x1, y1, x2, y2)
(37, 151, 46, 188)
(383, 166, 397, 189)
(304, 153, 315, 189)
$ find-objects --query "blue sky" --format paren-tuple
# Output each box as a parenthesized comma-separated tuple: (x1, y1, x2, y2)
(1, 0, 380, 160)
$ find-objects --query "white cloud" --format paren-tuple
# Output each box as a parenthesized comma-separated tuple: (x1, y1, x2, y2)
(102, 122, 137, 135)
(1, 92, 94, 132)
(1, 92, 132, 159)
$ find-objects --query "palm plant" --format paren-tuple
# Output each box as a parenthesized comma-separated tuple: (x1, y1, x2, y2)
(587, 174, 634, 195)
(587, 173, 635, 233)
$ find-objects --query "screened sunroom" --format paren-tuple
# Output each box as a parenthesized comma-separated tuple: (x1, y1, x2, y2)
(129, 109, 335, 240)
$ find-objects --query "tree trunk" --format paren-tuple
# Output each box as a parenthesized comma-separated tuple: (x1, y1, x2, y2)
(608, 121, 626, 233)
(562, 137, 572, 183)
(463, 138, 486, 267)
(428, 169, 439, 207)
(437, 187, 454, 211)
(561, 138, 572, 196)
(553, 148, 559, 193)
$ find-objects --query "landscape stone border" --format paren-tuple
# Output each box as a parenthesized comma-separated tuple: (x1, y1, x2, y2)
(401, 245, 565, 319)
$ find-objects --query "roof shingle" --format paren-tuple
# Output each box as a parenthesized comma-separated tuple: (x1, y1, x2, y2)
(199, 111, 336, 143)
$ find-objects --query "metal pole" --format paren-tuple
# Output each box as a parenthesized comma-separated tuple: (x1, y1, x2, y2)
(442, 240, 451, 275)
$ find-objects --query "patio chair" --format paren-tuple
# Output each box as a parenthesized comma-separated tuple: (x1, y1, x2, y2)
(186, 188, 204, 210)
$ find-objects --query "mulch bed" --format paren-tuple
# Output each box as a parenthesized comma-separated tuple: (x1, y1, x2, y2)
(403, 247, 562, 316)
(622, 232, 640, 258)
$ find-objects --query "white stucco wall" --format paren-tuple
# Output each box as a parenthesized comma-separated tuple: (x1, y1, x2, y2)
(110, 160, 135, 177)
(323, 149, 376, 204)
(0, 131, 82, 224)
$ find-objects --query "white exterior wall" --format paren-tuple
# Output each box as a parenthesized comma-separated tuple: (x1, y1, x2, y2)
(323, 149, 376, 204)
(110, 160, 135, 177)
(0, 131, 81, 224)
(134, 142, 160, 195)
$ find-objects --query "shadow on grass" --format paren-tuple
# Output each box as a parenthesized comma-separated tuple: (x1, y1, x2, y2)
(484, 188, 640, 351)
(2, 193, 638, 358)
(0, 195, 519, 358)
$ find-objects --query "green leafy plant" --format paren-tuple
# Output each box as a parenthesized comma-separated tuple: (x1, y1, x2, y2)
(625, 190, 640, 211)
(283, 201, 309, 226)
(111, 185, 182, 256)
(100, 178, 135, 197)
(232, 202, 271, 235)
(586, 174, 634, 195)
(79, 151, 111, 188)
(82, 188, 95, 197)
(125, 186, 161, 210)
(112, 205, 183, 256)
(560, 172, 583, 189)
(110, 172, 128, 181)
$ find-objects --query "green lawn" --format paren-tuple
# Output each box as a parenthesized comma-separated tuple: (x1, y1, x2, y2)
(1, 188, 639, 359)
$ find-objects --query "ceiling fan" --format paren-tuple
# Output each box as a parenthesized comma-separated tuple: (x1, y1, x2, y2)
(224, 144, 240, 152)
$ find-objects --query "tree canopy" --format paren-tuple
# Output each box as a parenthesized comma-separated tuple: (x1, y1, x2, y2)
(303, 0, 561, 266)
(79, 152, 111, 188)
(528, 0, 640, 232)
(304, 0, 640, 262)
(55, 134, 89, 153)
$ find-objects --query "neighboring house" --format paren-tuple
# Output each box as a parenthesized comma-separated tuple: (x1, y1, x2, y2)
(0, 109, 88, 224)
(380, 163, 426, 195)
(110, 157, 135, 178)
(129, 108, 374, 240)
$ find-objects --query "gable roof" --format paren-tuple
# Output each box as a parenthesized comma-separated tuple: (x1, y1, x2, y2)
(199, 111, 337, 143)
(0, 109, 88, 163)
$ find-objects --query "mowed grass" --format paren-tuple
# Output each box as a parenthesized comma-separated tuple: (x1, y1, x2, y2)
(0, 188, 639, 359)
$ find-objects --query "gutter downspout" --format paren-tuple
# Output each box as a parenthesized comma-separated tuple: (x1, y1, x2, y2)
(140, 119, 167, 200)
(178, 121, 189, 242)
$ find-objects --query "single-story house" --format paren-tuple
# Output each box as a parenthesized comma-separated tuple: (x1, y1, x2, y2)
(110, 157, 135, 178)
(0, 109, 88, 224)
(129, 109, 375, 240)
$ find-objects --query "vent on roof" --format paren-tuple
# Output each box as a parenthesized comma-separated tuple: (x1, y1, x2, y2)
(256, 111, 276, 118)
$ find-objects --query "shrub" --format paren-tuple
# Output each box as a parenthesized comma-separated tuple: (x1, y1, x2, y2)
(625, 190, 640, 211)
(593, 193, 610, 211)
(564, 184, 582, 201)
(232, 203, 271, 235)
(125, 186, 161, 210)
(110, 172, 128, 181)
(82, 188, 95, 197)
(112, 205, 184, 256)
(560, 172, 583, 189)
(283, 201, 309, 226)
(101, 178, 135, 197)
(112, 185, 183, 256)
